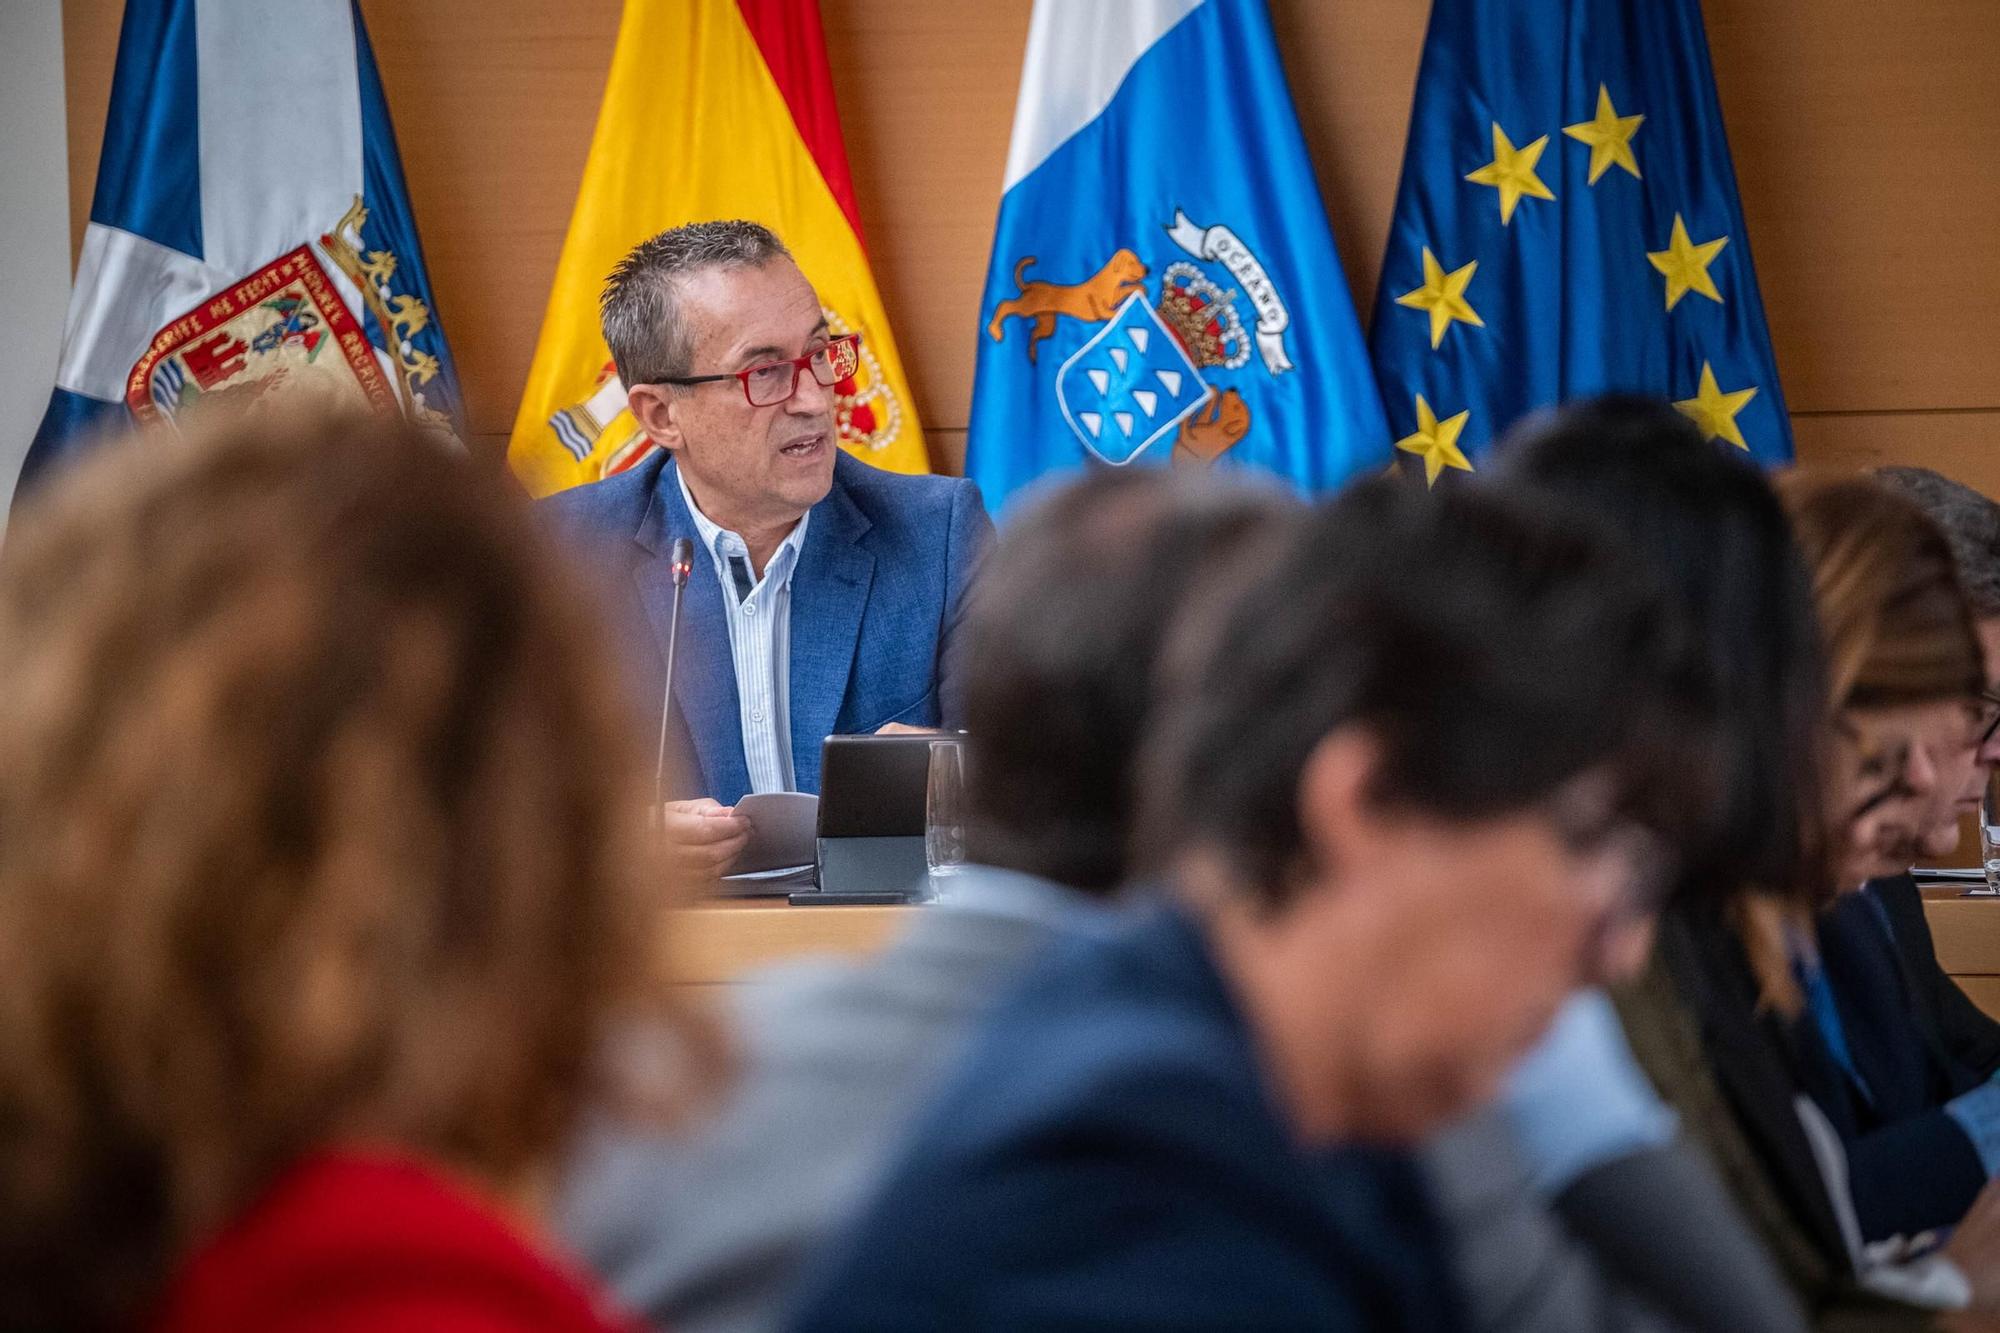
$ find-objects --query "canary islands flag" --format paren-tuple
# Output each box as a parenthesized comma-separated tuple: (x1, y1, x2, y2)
(509, 0, 928, 497)
(19, 0, 460, 501)
(966, 0, 1389, 512)
(1370, 0, 1791, 483)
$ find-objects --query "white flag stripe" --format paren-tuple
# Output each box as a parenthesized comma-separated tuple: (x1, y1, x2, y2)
(195, 0, 363, 277)
(54, 224, 226, 402)
(1000, 0, 1205, 193)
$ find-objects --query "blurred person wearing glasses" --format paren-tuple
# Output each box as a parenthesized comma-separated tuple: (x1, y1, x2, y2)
(1780, 476, 1998, 1250)
(0, 413, 721, 1331)
(790, 475, 1720, 1330)
(1815, 469, 2000, 1159)
(544, 220, 993, 881)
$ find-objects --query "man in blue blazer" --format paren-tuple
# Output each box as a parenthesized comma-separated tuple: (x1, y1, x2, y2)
(542, 221, 991, 875)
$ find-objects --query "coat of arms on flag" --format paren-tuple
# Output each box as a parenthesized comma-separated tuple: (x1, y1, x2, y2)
(990, 206, 1297, 472)
(966, 0, 1388, 514)
(127, 201, 442, 430)
(19, 0, 461, 502)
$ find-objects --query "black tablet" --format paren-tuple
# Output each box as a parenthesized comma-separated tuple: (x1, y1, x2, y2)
(816, 732, 963, 838)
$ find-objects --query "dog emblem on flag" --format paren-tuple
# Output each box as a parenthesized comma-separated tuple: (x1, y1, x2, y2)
(1054, 294, 1209, 465)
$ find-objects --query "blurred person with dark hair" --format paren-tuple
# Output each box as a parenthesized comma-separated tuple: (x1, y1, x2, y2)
(1433, 395, 1825, 1332)
(1611, 468, 2000, 1321)
(0, 414, 719, 1332)
(790, 475, 1718, 1330)
(556, 468, 1296, 1333)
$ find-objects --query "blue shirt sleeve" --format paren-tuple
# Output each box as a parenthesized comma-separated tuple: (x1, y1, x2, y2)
(1499, 989, 1678, 1194)
(1945, 1076, 2000, 1176)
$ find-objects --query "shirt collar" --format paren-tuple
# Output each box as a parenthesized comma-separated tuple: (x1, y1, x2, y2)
(675, 460, 811, 590)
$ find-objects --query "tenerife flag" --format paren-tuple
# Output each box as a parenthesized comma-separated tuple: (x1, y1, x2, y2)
(19, 0, 461, 500)
(966, 0, 1389, 513)
(1370, 0, 1790, 484)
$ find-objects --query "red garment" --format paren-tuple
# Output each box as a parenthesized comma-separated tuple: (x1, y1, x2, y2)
(150, 1150, 642, 1333)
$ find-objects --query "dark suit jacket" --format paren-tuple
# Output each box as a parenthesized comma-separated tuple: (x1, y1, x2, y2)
(1617, 908, 1960, 1326)
(1868, 873, 2000, 1079)
(1816, 881, 1989, 1239)
(789, 904, 1461, 1331)
(541, 450, 991, 802)
(1635, 905, 1853, 1273)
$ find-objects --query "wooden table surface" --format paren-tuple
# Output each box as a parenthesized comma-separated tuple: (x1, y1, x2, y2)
(663, 891, 2000, 1021)
(1922, 886, 2000, 1019)
(666, 898, 915, 986)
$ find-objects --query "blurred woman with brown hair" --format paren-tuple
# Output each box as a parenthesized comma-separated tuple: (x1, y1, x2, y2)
(1772, 476, 2000, 1249)
(1788, 475, 1988, 893)
(0, 413, 718, 1332)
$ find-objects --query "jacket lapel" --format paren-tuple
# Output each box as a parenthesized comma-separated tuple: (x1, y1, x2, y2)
(1663, 911, 1854, 1266)
(633, 456, 750, 803)
(788, 473, 875, 790)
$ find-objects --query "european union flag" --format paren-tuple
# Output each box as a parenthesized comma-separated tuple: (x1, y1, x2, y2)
(967, 0, 1389, 513)
(1370, 0, 1791, 482)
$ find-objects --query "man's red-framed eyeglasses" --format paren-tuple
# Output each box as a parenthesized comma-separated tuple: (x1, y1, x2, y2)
(651, 332, 863, 407)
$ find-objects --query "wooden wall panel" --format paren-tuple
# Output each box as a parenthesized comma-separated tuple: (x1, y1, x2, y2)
(1791, 409, 2000, 497)
(354, 0, 621, 440)
(60, 0, 2000, 484)
(821, 0, 1030, 438)
(60, 0, 113, 250)
(1705, 0, 2000, 415)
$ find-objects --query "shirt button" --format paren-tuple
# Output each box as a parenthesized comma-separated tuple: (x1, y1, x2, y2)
(752, 709, 765, 722)
(743, 601, 757, 615)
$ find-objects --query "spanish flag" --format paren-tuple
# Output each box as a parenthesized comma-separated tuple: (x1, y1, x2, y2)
(508, 0, 929, 496)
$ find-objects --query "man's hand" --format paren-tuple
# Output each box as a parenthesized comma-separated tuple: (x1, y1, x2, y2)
(658, 798, 752, 882)
(875, 722, 939, 736)
(1946, 1175, 2000, 1310)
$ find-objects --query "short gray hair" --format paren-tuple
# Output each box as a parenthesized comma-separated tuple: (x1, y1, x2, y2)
(600, 221, 792, 388)
(1873, 466, 2000, 617)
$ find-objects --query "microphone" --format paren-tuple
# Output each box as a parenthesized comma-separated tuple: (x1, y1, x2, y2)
(654, 537, 696, 820)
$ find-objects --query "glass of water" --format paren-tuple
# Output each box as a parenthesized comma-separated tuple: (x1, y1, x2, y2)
(926, 738, 969, 897)
(1982, 767, 2000, 894)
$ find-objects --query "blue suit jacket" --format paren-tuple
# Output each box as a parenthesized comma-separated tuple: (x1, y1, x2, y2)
(1864, 873, 2000, 1078)
(542, 450, 991, 803)
(1815, 884, 1988, 1240)
(789, 904, 1461, 1331)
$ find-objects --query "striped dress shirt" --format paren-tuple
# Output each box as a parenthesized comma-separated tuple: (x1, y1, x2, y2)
(677, 467, 810, 795)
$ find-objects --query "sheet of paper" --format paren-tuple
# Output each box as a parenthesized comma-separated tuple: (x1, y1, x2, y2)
(725, 791, 819, 876)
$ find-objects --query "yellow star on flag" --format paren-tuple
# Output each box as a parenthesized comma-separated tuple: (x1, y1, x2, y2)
(1562, 85, 1644, 184)
(1395, 248, 1484, 349)
(1647, 214, 1729, 311)
(1674, 362, 1758, 450)
(1465, 123, 1555, 225)
(1395, 395, 1474, 486)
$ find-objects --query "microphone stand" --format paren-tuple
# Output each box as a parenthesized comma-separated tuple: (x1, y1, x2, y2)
(654, 537, 695, 823)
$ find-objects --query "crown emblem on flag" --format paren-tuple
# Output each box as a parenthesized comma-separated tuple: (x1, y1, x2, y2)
(321, 198, 451, 431)
(1157, 261, 1251, 371)
(822, 306, 902, 454)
